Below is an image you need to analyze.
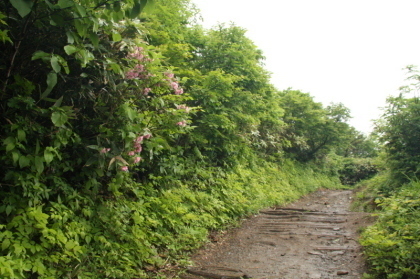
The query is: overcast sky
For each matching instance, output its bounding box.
[191,0,420,134]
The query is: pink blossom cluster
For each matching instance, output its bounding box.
[128,46,145,61]
[165,72,184,95]
[143,87,152,95]
[176,120,187,127]
[100,148,111,154]
[176,104,191,113]
[121,133,152,172]
[125,64,145,80]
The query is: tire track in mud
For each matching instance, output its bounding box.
[182,190,374,279]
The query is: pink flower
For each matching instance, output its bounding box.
[133,156,142,164]
[165,72,174,79]
[121,166,129,172]
[143,88,151,95]
[170,82,179,90]
[128,151,135,156]
[134,144,142,153]
[128,47,145,61]
[174,88,184,95]
[176,104,190,112]
[135,136,144,143]
[143,134,152,139]
[125,70,139,79]
[176,120,187,127]
[100,148,111,154]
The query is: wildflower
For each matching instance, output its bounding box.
[128,46,145,61]
[176,120,187,127]
[174,88,184,95]
[165,72,175,79]
[135,136,144,143]
[170,82,179,90]
[134,144,142,153]
[143,134,152,139]
[100,148,111,154]
[143,88,151,95]
[133,157,142,164]
[121,166,129,172]
[128,151,135,156]
[176,104,190,112]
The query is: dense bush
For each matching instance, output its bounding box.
[339,158,379,185]
[360,182,420,279]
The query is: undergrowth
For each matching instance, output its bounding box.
[359,179,420,279]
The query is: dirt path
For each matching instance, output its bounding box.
[182,189,374,279]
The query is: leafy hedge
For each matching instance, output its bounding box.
[360,182,420,279]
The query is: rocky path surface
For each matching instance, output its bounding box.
[182,189,374,279]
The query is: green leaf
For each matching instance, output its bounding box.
[51,111,68,127]
[17,129,26,142]
[35,156,44,174]
[57,0,73,9]
[18,155,30,168]
[112,33,122,42]
[129,0,143,19]
[2,238,10,250]
[89,33,99,47]
[10,0,33,18]
[6,142,15,152]
[32,50,49,61]
[41,72,57,99]
[5,205,13,216]
[12,151,19,163]
[53,96,64,107]
[64,45,78,55]
[66,31,75,44]
[44,148,54,164]
[50,56,61,73]
[74,3,86,16]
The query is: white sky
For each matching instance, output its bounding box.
[191,0,420,134]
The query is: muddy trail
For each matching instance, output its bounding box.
[181,189,374,279]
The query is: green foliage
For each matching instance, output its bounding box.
[279,90,353,162]
[339,157,379,185]
[360,181,420,278]
[0,0,356,277]
[375,66,420,188]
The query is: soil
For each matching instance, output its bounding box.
[180,189,375,279]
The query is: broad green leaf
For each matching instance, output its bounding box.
[53,96,64,107]
[51,111,68,127]
[5,205,13,216]
[50,56,61,73]
[12,151,19,163]
[41,72,57,99]
[17,129,26,142]
[58,0,73,9]
[89,33,99,47]
[18,155,30,168]
[6,142,15,152]
[74,19,87,37]
[10,0,33,18]
[1,238,10,250]
[66,31,75,44]
[74,3,86,16]
[44,148,54,164]
[64,45,77,55]
[112,33,122,42]
[32,50,49,61]
[129,0,143,19]
[35,156,44,174]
